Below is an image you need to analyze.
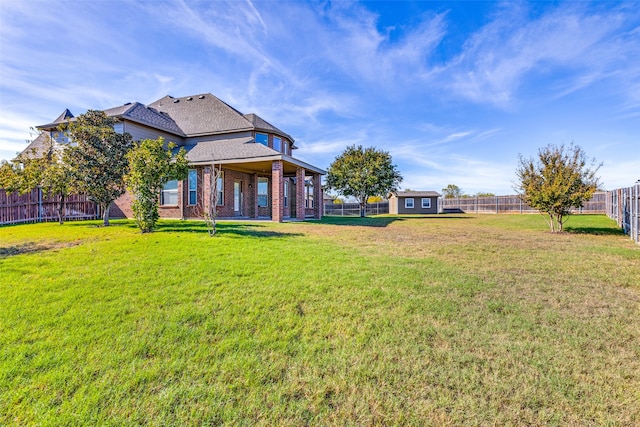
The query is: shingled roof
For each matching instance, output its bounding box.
[19,132,56,159]
[147,94,253,137]
[182,136,279,163]
[104,102,185,136]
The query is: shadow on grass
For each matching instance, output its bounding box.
[564,226,625,236]
[318,214,472,227]
[155,221,304,238]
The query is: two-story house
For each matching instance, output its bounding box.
[32,93,325,222]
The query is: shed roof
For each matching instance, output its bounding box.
[392,191,441,198]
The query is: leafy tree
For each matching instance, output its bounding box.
[367,195,383,203]
[0,134,74,224]
[515,143,601,232]
[0,160,22,193]
[125,138,189,233]
[442,184,463,199]
[64,110,133,226]
[326,145,402,217]
[475,192,495,198]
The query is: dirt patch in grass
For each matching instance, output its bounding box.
[0,241,81,259]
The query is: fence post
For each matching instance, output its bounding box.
[496,196,498,214]
[38,187,43,222]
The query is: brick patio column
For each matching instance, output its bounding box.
[272,160,284,222]
[296,167,306,220]
[313,173,322,219]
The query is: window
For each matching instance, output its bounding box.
[188,169,197,205]
[305,179,314,208]
[405,198,414,209]
[258,177,268,207]
[161,180,178,205]
[273,136,282,152]
[421,198,431,209]
[283,141,290,155]
[256,133,268,146]
[284,180,289,207]
[216,171,224,206]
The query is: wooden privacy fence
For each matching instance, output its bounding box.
[0,188,98,225]
[441,192,607,214]
[606,183,640,244]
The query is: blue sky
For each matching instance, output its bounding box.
[1,0,638,195]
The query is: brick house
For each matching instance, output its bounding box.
[388,191,441,214]
[34,93,325,222]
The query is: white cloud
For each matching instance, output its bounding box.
[442,3,637,107]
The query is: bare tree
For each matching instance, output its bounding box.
[204,161,223,236]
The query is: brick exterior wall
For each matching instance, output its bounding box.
[296,167,306,220]
[111,190,134,219]
[110,165,321,221]
[271,160,284,222]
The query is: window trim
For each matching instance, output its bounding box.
[161,180,179,206]
[255,132,268,146]
[257,177,269,207]
[284,179,289,207]
[421,198,431,209]
[216,171,224,206]
[188,169,197,206]
[405,198,414,209]
[273,136,282,152]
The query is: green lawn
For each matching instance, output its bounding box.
[1,215,639,426]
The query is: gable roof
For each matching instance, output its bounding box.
[104,102,185,136]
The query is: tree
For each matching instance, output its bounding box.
[125,138,189,233]
[64,110,133,226]
[325,145,402,217]
[0,160,22,193]
[203,162,224,236]
[0,134,74,224]
[515,143,601,232]
[475,192,495,198]
[442,184,463,199]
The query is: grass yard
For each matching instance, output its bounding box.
[1,214,639,426]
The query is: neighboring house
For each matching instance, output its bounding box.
[388,191,441,214]
[33,93,325,221]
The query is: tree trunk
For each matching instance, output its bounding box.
[102,202,111,226]
[57,194,66,225]
[360,201,366,217]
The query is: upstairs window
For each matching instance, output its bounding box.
[421,198,431,209]
[161,180,178,206]
[188,169,197,205]
[258,177,268,207]
[256,133,268,146]
[273,136,282,152]
[405,198,414,209]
